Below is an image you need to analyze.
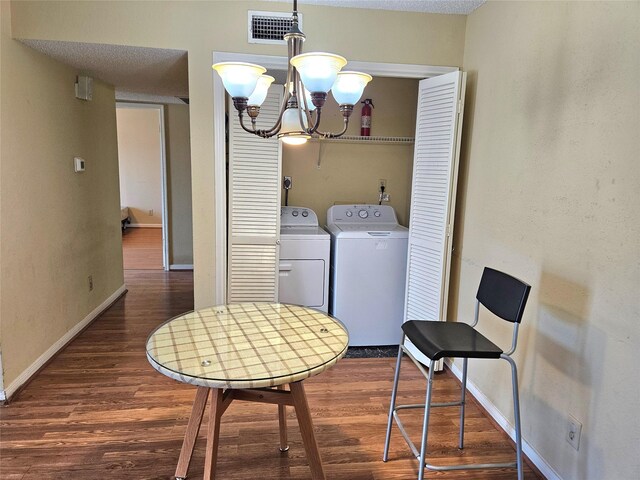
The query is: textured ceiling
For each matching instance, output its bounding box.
[265,0,486,15]
[20,40,189,97]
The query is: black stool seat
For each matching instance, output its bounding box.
[402,320,503,361]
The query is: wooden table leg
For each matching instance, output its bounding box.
[204,388,224,480]
[290,381,326,480]
[277,384,289,452]
[175,386,209,480]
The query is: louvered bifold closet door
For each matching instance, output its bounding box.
[404,71,466,368]
[228,87,283,303]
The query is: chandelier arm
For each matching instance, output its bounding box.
[253,98,287,136]
[296,77,315,129]
[237,112,259,135]
[247,82,288,137]
[238,109,284,138]
[316,116,350,138]
[307,107,323,135]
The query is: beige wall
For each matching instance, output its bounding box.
[283,76,418,227]
[116,106,163,226]
[451,1,640,479]
[165,103,193,266]
[9,0,467,308]
[0,2,123,388]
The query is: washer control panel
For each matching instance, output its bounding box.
[281,206,319,227]
[327,204,399,224]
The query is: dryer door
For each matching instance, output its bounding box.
[278,259,326,308]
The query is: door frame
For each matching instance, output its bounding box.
[212,51,458,303]
[116,102,170,271]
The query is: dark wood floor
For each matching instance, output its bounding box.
[122,227,163,270]
[0,271,542,480]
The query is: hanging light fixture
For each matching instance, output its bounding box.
[212,0,372,145]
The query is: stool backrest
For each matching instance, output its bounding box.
[476,267,531,323]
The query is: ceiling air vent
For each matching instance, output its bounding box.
[248,10,302,45]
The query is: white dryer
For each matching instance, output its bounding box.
[326,205,408,346]
[279,206,330,313]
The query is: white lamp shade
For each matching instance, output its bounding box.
[212,62,266,98]
[303,87,317,111]
[247,75,275,107]
[331,71,372,106]
[290,52,347,93]
[281,135,309,145]
[279,107,310,145]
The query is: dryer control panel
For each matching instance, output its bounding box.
[327,204,398,224]
[281,206,319,227]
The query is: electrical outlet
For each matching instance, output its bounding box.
[148,209,154,216]
[283,176,292,190]
[566,415,582,450]
[88,275,94,292]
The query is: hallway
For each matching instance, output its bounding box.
[122,227,163,270]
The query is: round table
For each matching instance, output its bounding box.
[146,303,349,480]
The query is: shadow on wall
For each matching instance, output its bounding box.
[447,70,478,321]
[522,270,605,479]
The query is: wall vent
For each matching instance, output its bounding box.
[248,10,302,45]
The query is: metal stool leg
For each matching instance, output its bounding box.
[383,337,405,461]
[459,358,468,449]
[417,360,436,480]
[502,354,523,480]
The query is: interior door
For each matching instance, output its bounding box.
[404,70,466,369]
[227,87,283,302]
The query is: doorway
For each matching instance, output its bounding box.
[116,103,169,270]
[212,52,458,303]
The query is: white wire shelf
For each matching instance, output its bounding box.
[310,135,414,145]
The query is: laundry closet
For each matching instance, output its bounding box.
[225,68,465,360]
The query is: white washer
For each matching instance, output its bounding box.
[279,206,330,313]
[326,204,408,346]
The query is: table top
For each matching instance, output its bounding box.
[146,303,349,389]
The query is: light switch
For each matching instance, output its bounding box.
[74,157,85,172]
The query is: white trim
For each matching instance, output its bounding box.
[212,51,459,306]
[128,223,162,228]
[116,102,170,271]
[445,359,562,480]
[1,285,126,401]
[158,105,169,272]
[170,264,194,270]
[115,91,187,105]
[213,62,227,304]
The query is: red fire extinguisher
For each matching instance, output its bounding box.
[361,99,374,136]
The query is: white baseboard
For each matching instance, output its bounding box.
[128,224,162,228]
[169,264,193,270]
[1,284,127,401]
[446,359,562,480]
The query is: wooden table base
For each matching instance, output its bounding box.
[175,381,325,480]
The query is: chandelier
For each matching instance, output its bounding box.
[212,0,372,145]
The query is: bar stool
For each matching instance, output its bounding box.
[383,267,531,480]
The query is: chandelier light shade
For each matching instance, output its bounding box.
[289,52,347,94]
[212,62,266,98]
[212,0,371,144]
[280,109,311,145]
[247,75,275,107]
[332,71,373,106]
